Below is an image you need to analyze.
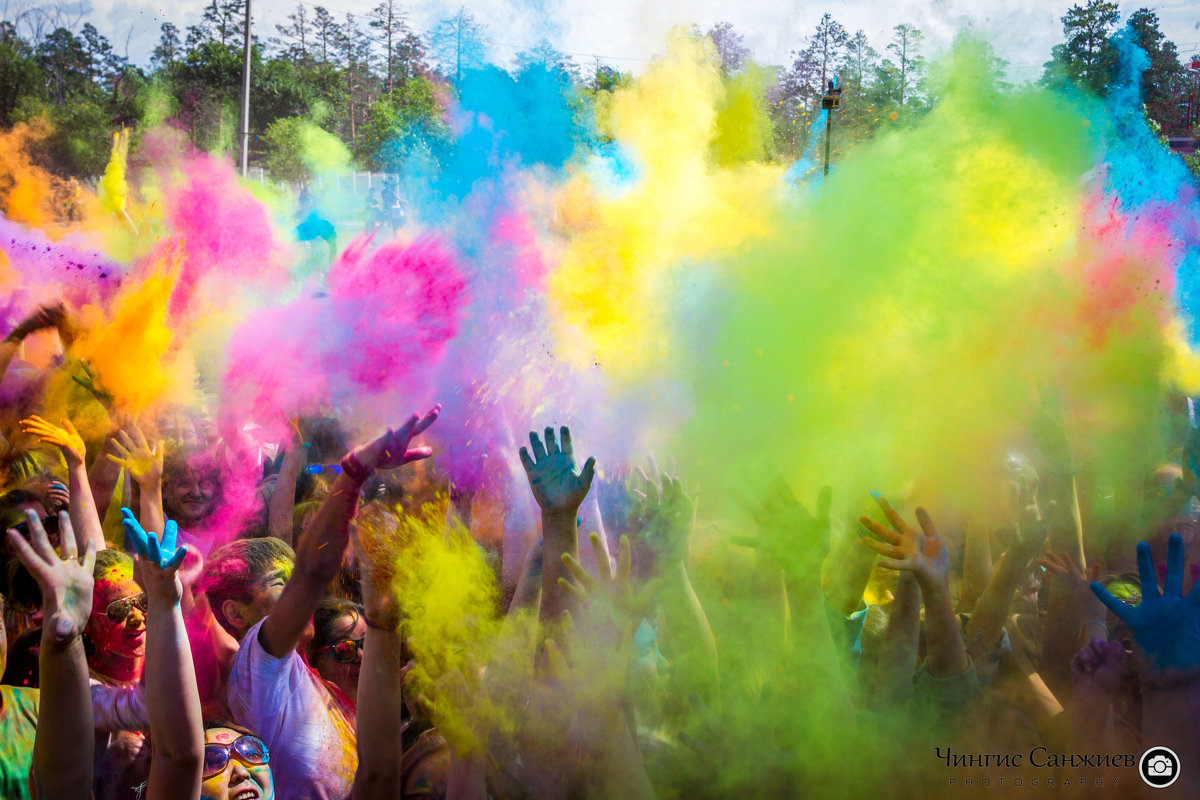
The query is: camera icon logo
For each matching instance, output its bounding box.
[1140,747,1181,788]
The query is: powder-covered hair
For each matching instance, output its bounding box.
[306,596,364,664]
[198,537,295,634]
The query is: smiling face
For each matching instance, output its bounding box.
[201,727,274,800]
[164,466,218,526]
[313,614,366,705]
[86,561,146,663]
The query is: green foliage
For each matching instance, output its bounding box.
[262,116,309,182]
[355,76,449,171]
[0,32,43,125]
[1041,0,1120,95]
[15,97,112,177]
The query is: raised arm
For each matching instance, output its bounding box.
[20,415,106,554]
[107,426,166,538]
[259,407,439,658]
[1,303,70,382]
[266,429,306,545]
[1029,386,1085,569]
[1091,533,1200,795]
[963,512,1046,658]
[861,496,969,678]
[6,511,96,800]
[518,426,596,625]
[122,511,203,800]
[349,500,409,800]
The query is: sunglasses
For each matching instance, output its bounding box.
[13,514,60,539]
[105,592,148,624]
[304,463,343,475]
[202,735,270,778]
[318,637,364,664]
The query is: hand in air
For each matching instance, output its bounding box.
[1090,533,1200,679]
[21,415,86,467]
[519,426,596,516]
[6,511,95,643]
[859,494,950,593]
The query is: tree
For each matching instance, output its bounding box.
[885,23,924,107]
[0,22,43,124]
[369,0,411,92]
[356,75,450,171]
[1125,8,1184,131]
[706,21,750,74]
[1041,1,1119,95]
[312,6,338,66]
[428,6,488,84]
[810,13,848,91]
[35,27,91,104]
[151,22,181,70]
[514,39,577,82]
[202,0,246,48]
[837,29,879,144]
[275,6,311,65]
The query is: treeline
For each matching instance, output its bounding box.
[0,0,1194,182]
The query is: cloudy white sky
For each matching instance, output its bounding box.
[23,0,1200,78]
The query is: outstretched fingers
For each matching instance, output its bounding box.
[1137,541,1160,601]
[1165,533,1185,597]
[1090,581,1134,625]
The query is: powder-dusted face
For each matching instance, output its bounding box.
[164,466,219,526]
[314,614,366,705]
[403,746,450,800]
[201,727,274,800]
[86,562,145,661]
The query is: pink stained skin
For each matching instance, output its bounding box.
[86,562,146,684]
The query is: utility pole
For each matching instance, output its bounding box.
[239,0,253,177]
[821,78,842,178]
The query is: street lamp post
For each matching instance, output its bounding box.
[239,0,253,178]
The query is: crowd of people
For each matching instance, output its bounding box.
[1,300,1199,800]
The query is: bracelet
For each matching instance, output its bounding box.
[340,451,373,481]
[364,615,400,631]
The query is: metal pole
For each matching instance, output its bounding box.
[239,0,253,177]
[823,109,832,178]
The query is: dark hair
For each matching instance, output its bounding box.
[199,538,295,634]
[0,489,44,531]
[306,597,364,664]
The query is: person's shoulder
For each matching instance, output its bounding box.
[0,684,39,724]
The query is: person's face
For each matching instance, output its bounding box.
[86,562,146,661]
[228,562,292,636]
[165,467,217,525]
[201,727,274,800]
[314,614,365,704]
[403,747,450,800]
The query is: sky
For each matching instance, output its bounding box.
[16,0,1200,79]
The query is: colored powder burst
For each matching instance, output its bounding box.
[98,130,130,218]
[164,151,293,316]
[0,217,123,309]
[546,31,782,379]
[72,260,194,416]
[670,36,1192,527]
[0,119,60,228]
[357,504,508,755]
[220,235,467,436]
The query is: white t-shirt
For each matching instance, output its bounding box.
[226,618,358,800]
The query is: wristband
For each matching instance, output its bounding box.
[340,451,373,482]
[364,615,400,631]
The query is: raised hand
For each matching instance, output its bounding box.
[107,425,164,486]
[5,302,68,342]
[1090,533,1200,678]
[5,511,95,643]
[1070,638,1125,698]
[71,360,115,409]
[1038,551,1104,615]
[519,426,596,516]
[353,405,440,471]
[1028,381,1073,474]
[21,415,86,466]
[859,494,950,593]
[48,480,70,513]
[628,463,693,573]
[732,481,832,580]
[121,508,187,604]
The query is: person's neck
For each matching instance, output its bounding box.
[90,651,143,685]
